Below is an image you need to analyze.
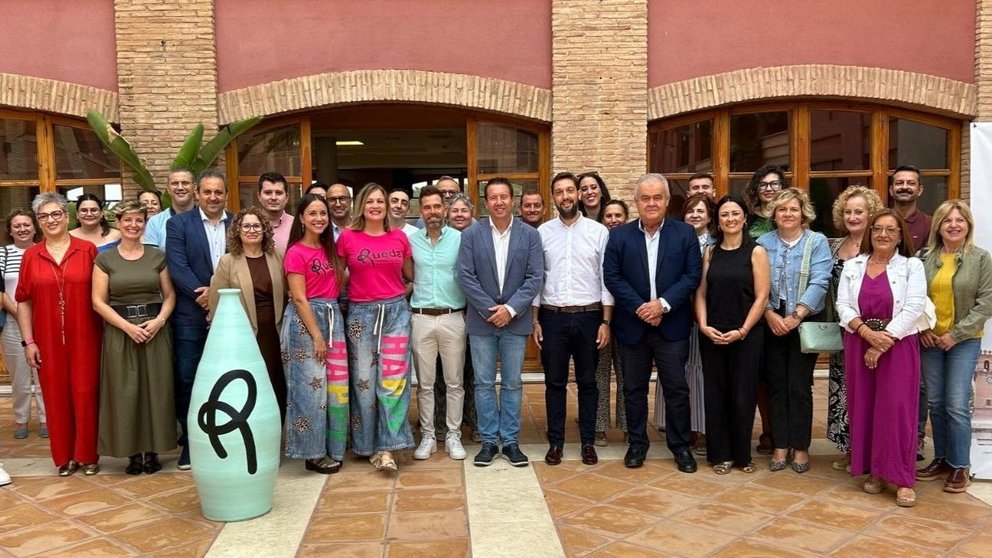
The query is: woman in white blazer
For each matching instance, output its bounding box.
[835,209,927,508]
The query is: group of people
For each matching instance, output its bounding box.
[0,163,987,511]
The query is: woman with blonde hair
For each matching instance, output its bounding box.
[916,200,992,494]
[827,185,883,472]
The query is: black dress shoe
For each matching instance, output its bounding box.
[545,445,563,466]
[501,443,529,467]
[674,450,698,473]
[581,444,598,465]
[624,446,647,468]
[474,442,500,467]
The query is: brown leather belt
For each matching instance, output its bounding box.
[411,307,465,316]
[864,318,891,331]
[541,303,603,314]
[112,303,163,320]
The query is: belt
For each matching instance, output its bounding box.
[411,307,465,316]
[541,303,603,314]
[112,303,163,320]
[864,318,891,331]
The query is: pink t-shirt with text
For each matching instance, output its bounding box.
[337,229,411,302]
[283,243,341,300]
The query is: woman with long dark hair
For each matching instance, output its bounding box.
[577,172,611,224]
[70,193,121,251]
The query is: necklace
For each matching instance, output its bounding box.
[48,259,67,344]
[868,257,890,265]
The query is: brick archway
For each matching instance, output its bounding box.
[648,65,977,120]
[217,70,553,124]
[0,72,118,120]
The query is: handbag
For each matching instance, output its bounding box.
[796,234,842,354]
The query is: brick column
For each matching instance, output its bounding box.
[114,0,219,193]
[551,0,648,198]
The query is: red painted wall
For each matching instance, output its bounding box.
[0,0,117,91]
[216,0,552,92]
[649,0,975,87]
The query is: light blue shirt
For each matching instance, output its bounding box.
[409,226,466,310]
[200,208,228,272]
[143,207,174,250]
[757,228,832,314]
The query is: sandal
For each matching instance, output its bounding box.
[143,452,162,475]
[832,453,851,471]
[713,461,733,475]
[379,451,397,471]
[126,454,144,476]
[863,476,883,494]
[896,487,917,507]
[306,457,342,474]
[739,462,756,474]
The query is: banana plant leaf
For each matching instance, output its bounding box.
[86,111,156,192]
[193,117,262,173]
[172,124,204,170]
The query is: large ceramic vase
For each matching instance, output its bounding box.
[188,288,281,522]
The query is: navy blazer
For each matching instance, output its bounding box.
[603,218,702,345]
[166,208,233,326]
[457,218,544,336]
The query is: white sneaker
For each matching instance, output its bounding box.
[0,465,11,487]
[446,433,467,460]
[414,434,437,460]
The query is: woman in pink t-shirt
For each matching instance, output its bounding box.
[338,183,415,471]
[282,194,348,474]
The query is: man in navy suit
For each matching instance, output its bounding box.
[457,177,544,467]
[604,173,702,471]
[166,169,232,470]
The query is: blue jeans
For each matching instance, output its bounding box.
[471,331,526,445]
[921,338,980,468]
[173,322,208,448]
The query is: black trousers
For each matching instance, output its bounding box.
[699,327,764,466]
[540,309,600,446]
[764,320,817,450]
[620,330,690,453]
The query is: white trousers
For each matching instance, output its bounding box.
[411,312,465,436]
[2,321,46,424]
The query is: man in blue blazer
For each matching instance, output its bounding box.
[603,173,702,471]
[166,169,233,470]
[457,178,544,467]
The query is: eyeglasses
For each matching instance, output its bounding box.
[77,207,102,215]
[440,190,459,197]
[871,226,901,236]
[36,210,66,222]
[758,180,783,191]
[327,196,351,205]
[240,223,263,232]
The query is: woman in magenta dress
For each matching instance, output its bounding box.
[835,209,927,507]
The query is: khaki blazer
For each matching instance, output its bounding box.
[208,251,285,335]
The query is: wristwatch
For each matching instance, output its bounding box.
[602,319,611,325]
[20,338,35,347]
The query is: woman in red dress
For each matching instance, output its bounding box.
[15,192,102,476]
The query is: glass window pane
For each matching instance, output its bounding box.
[810,111,870,171]
[807,177,873,237]
[650,120,713,174]
[889,118,949,169]
[59,183,124,205]
[239,182,303,215]
[0,118,39,181]
[0,186,41,233]
[729,178,749,201]
[53,124,121,180]
[238,124,302,177]
[477,179,537,217]
[730,111,791,172]
[477,123,538,174]
[916,175,948,217]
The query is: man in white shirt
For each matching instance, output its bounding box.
[388,188,420,236]
[256,171,294,253]
[519,187,546,228]
[533,172,613,466]
[144,167,197,249]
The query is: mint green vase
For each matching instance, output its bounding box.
[189,288,281,521]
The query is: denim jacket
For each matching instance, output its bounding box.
[757,228,831,315]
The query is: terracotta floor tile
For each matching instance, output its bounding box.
[386,511,468,540]
[113,517,217,554]
[298,542,385,557]
[709,538,814,557]
[831,535,943,558]
[553,473,636,501]
[559,504,656,537]
[712,484,805,514]
[305,513,386,542]
[750,517,850,555]
[556,524,612,556]
[954,532,992,557]
[323,469,397,493]
[0,502,56,533]
[533,461,588,485]
[317,489,391,514]
[0,487,27,508]
[110,473,195,499]
[7,476,93,501]
[386,538,470,557]
[588,460,673,485]
[624,519,735,556]
[752,469,838,495]
[674,502,775,536]
[892,498,992,528]
[145,487,202,515]
[872,515,973,551]
[789,500,881,531]
[46,538,137,557]
[147,537,216,557]
[42,488,131,516]
[0,519,93,557]
[74,502,167,534]
[543,488,594,518]
[820,480,906,513]
[647,474,729,498]
[393,468,463,490]
[586,541,669,557]
[391,487,464,512]
[606,486,700,517]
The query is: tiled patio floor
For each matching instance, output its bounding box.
[2,378,990,557]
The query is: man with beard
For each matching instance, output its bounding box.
[144,167,197,249]
[256,171,294,253]
[409,186,468,460]
[532,172,613,466]
[520,187,545,228]
[889,165,932,253]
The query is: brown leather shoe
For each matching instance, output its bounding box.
[581,444,598,465]
[916,458,951,481]
[544,445,563,466]
[944,467,971,493]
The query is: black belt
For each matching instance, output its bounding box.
[541,303,603,314]
[411,307,465,316]
[112,303,163,320]
[864,318,890,331]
